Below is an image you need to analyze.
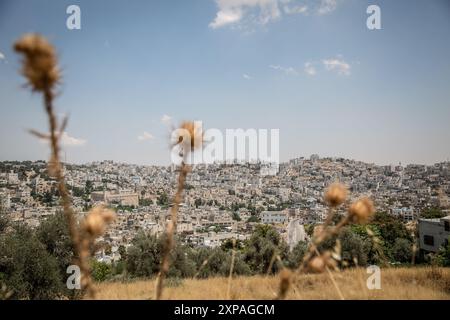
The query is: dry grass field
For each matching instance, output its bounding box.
[94,267,450,300]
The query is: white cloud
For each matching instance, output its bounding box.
[269,64,299,76]
[304,62,316,76]
[210,8,243,29]
[0,51,5,60]
[209,0,282,29]
[60,132,87,146]
[137,131,154,141]
[243,73,252,79]
[322,58,351,75]
[283,2,308,15]
[209,0,338,29]
[161,114,172,125]
[318,0,337,15]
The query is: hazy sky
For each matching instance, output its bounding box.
[0,0,449,166]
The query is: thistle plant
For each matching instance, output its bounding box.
[278,182,375,299]
[14,33,81,269]
[155,121,203,300]
[14,34,116,299]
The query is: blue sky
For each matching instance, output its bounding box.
[0,0,449,166]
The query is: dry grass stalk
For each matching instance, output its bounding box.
[266,251,278,276]
[226,239,237,299]
[276,268,292,300]
[155,121,202,300]
[155,162,190,299]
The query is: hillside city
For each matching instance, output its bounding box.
[1,156,449,263]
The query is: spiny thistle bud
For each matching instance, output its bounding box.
[177,121,203,152]
[308,256,326,273]
[348,197,375,224]
[14,34,60,92]
[324,183,348,207]
[83,206,116,237]
[308,251,338,273]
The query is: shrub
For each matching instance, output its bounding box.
[392,238,413,263]
[286,241,308,269]
[191,247,250,278]
[91,260,112,282]
[436,237,450,267]
[319,227,368,266]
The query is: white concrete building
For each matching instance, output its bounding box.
[261,211,288,224]
[418,216,450,252]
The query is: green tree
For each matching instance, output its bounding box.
[0,224,63,299]
[36,212,74,283]
[85,180,94,195]
[243,225,288,274]
[421,208,444,219]
[125,232,195,278]
[392,238,413,263]
[371,212,412,259]
[125,232,160,277]
[0,207,8,234]
[351,224,386,265]
[139,198,153,206]
[157,192,169,207]
[246,215,259,223]
[194,198,203,208]
[118,245,127,261]
[221,239,245,252]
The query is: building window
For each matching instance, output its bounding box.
[445,221,450,232]
[424,235,434,246]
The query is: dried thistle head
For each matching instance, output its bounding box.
[307,251,337,273]
[14,34,60,92]
[348,197,375,224]
[175,121,203,153]
[308,256,326,273]
[82,206,116,237]
[324,183,348,207]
